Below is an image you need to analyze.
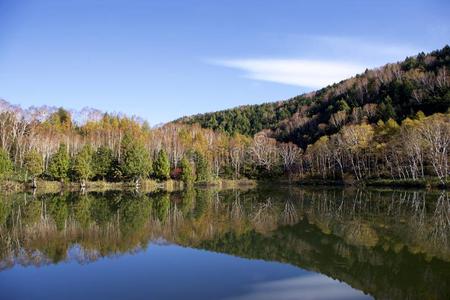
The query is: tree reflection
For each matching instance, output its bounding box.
[0,187,449,299]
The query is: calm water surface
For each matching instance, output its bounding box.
[0,187,449,300]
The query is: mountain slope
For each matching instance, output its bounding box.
[176,46,450,148]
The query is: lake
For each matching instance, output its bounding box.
[0,186,449,300]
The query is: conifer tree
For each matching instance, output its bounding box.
[180,156,194,184]
[93,146,113,180]
[48,144,70,181]
[73,144,94,181]
[24,149,44,179]
[153,149,170,180]
[120,134,152,180]
[194,151,210,182]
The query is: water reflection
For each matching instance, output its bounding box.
[231,274,370,300]
[0,187,449,299]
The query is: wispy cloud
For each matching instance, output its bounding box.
[208,36,421,89]
[210,58,366,89]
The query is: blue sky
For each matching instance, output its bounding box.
[0,0,449,124]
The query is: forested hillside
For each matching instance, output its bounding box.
[177,46,450,148]
[0,47,449,187]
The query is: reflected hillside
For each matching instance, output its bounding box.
[0,188,449,299]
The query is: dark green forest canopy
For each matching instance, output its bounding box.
[175,46,450,148]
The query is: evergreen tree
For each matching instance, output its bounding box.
[194,151,210,182]
[0,148,13,180]
[92,146,113,180]
[180,156,194,184]
[24,149,43,179]
[207,116,218,129]
[379,96,396,120]
[337,99,351,112]
[48,144,70,181]
[72,144,94,181]
[120,134,152,180]
[153,149,170,180]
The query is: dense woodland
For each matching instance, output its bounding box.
[0,46,449,186]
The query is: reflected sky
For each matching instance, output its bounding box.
[0,243,370,300]
[231,274,370,300]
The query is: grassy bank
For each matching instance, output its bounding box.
[0,179,180,194]
[0,178,257,194]
[2,176,446,194]
[195,178,257,188]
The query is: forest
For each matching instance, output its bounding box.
[0,46,449,188]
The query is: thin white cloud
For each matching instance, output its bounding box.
[210,58,366,89]
[208,36,422,89]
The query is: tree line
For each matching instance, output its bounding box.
[0,98,448,186]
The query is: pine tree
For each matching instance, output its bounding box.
[180,156,194,184]
[92,146,113,180]
[194,151,210,182]
[153,149,170,180]
[24,149,44,179]
[120,134,152,180]
[72,144,94,181]
[379,96,396,120]
[48,144,70,181]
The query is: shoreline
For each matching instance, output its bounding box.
[277,177,449,190]
[0,178,257,194]
[0,177,448,194]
